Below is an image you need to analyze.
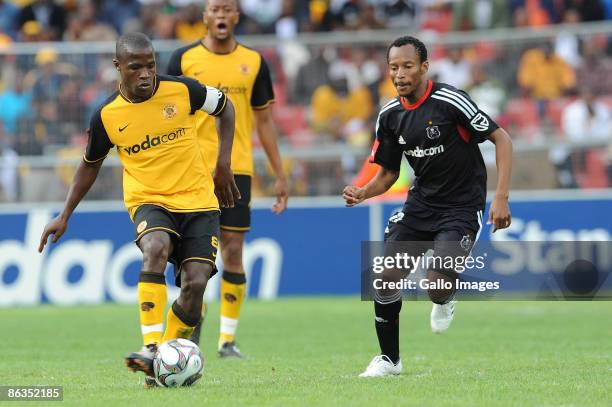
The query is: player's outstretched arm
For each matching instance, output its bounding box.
[487,128,513,232]
[343,167,399,207]
[38,159,103,252]
[253,108,288,214]
[212,97,241,208]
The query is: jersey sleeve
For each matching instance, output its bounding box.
[250,56,275,109]
[180,76,228,116]
[432,87,499,143]
[84,108,113,163]
[166,48,183,76]
[370,111,402,172]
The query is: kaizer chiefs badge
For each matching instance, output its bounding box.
[240,64,250,75]
[163,104,177,119]
[137,220,147,234]
[426,125,441,140]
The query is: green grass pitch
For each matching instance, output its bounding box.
[0,298,610,407]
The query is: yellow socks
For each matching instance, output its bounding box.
[162,301,200,342]
[219,270,246,348]
[137,272,167,346]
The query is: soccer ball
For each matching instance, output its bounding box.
[153,338,204,387]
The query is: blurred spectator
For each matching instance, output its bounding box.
[17,0,67,41]
[152,13,177,40]
[452,0,510,31]
[100,0,141,34]
[57,78,81,135]
[561,0,605,22]
[551,88,611,188]
[430,47,471,90]
[466,65,506,120]
[23,48,77,150]
[576,37,612,96]
[64,0,117,41]
[554,8,582,68]
[175,3,205,41]
[0,126,18,201]
[517,43,576,116]
[291,47,331,103]
[276,0,299,39]
[561,89,610,142]
[333,0,364,30]
[82,65,118,128]
[356,5,385,30]
[308,0,334,31]
[241,0,283,33]
[0,70,32,136]
[383,0,419,29]
[310,63,373,144]
[0,0,18,39]
[20,20,44,41]
[378,70,397,106]
[510,0,557,27]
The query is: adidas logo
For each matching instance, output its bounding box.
[398,135,406,144]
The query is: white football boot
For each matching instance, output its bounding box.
[430,300,456,334]
[359,355,402,378]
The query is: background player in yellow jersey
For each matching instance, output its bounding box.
[38,32,240,383]
[168,0,288,358]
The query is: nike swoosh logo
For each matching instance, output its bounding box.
[119,124,130,132]
[193,71,204,76]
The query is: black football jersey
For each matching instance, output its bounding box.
[371,80,499,211]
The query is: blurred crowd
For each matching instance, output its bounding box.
[0,0,611,201]
[0,0,611,42]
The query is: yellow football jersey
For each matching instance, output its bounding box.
[84,74,227,219]
[167,42,275,176]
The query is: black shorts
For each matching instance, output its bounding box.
[133,204,220,286]
[384,202,484,267]
[220,174,251,232]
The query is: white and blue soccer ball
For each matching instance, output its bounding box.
[153,338,204,387]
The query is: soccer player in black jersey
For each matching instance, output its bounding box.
[343,36,512,377]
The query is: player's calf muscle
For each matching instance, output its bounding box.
[179,263,212,316]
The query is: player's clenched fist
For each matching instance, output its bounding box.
[343,186,366,207]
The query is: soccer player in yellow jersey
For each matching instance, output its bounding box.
[167,0,288,358]
[38,32,240,382]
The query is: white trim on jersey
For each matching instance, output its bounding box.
[431,94,474,120]
[438,88,477,115]
[202,85,223,114]
[375,101,400,134]
[474,210,483,243]
[381,98,398,110]
[379,100,400,115]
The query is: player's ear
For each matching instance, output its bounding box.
[420,60,429,76]
[113,58,120,71]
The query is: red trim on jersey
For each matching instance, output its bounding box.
[400,80,433,110]
[369,139,380,163]
[457,124,471,143]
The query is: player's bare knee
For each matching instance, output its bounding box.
[142,238,170,265]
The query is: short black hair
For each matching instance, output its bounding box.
[386,36,428,63]
[116,32,153,58]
